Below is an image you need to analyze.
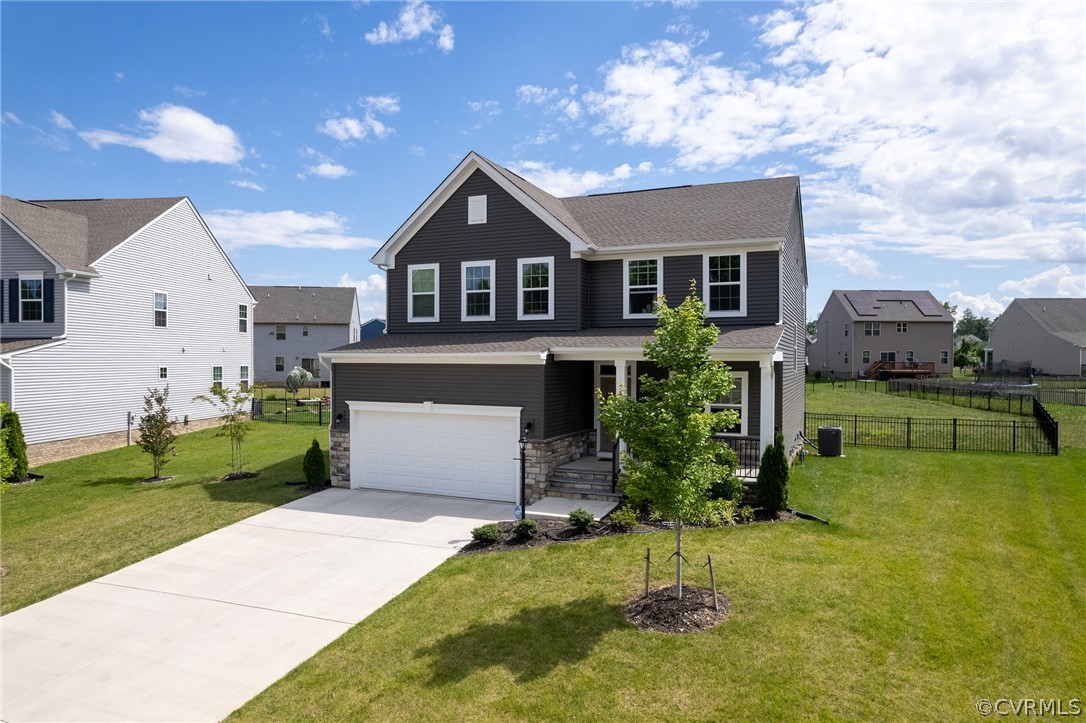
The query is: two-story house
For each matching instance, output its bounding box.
[988,298,1086,377]
[248,285,363,386]
[1,195,254,463]
[808,290,954,379]
[322,152,807,507]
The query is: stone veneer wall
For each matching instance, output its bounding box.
[26,416,229,467]
[523,430,591,503]
[329,428,351,487]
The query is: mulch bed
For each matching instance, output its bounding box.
[6,473,44,486]
[139,475,176,484]
[220,471,261,482]
[625,584,730,633]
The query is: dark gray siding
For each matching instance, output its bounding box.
[580,261,591,330]
[387,170,583,333]
[543,360,593,438]
[588,259,624,327]
[777,191,807,448]
[332,362,545,438]
[746,251,780,325]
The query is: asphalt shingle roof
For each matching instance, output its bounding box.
[835,290,953,322]
[249,285,359,325]
[1014,298,1086,346]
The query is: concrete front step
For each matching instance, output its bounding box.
[525,496,619,521]
[545,489,625,503]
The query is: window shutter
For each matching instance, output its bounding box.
[43,279,55,323]
[8,279,17,323]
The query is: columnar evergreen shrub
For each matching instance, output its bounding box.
[0,403,29,484]
[756,430,789,512]
[303,439,326,486]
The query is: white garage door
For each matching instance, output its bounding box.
[348,401,520,502]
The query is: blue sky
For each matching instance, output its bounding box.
[3,1,1083,323]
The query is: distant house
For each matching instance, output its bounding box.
[359,318,386,341]
[988,298,1086,377]
[954,334,983,348]
[809,290,954,379]
[1,195,254,460]
[248,285,361,386]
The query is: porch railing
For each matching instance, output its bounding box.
[717,435,762,478]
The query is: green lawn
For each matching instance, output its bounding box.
[806,378,1026,420]
[0,423,326,614]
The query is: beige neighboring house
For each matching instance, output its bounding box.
[809,290,954,379]
[988,298,1086,377]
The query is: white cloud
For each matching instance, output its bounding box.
[230,180,265,192]
[113,72,124,82]
[308,162,353,179]
[173,85,205,98]
[3,112,24,126]
[79,104,244,164]
[318,96,399,142]
[316,13,333,40]
[203,209,381,251]
[508,159,653,197]
[467,100,501,117]
[338,272,387,317]
[50,111,74,130]
[364,1,454,53]
[997,264,1086,298]
[362,95,400,114]
[517,85,559,105]
[409,144,426,157]
[808,243,884,278]
[5,111,69,150]
[947,291,1011,318]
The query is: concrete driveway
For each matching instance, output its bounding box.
[0,489,509,722]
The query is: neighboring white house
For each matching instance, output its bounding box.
[1,195,254,454]
[248,285,361,386]
[988,298,1086,377]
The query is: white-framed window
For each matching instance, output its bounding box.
[905,350,915,362]
[159,367,168,380]
[238,305,248,333]
[212,366,223,391]
[240,365,249,392]
[941,350,949,364]
[275,356,285,372]
[19,273,44,322]
[864,322,881,337]
[624,257,662,319]
[302,325,309,337]
[461,260,495,322]
[844,323,849,337]
[703,253,745,316]
[897,322,908,333]
[709,371,748,437]
[862,350,871,364]
[301,357,320,378]
[275,324,286,340]
[518,256,554,320]
[468,195,487,225]
[408,263,440,322]
[154,291,168,328]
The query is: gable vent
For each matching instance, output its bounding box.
[468,195,487,225]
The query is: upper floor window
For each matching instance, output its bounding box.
[709,372,747,436]
[302,325,309,337]
[408,263,439,322]
[625,258,661,318]
[20,275,43,322]
[864,322,881,337]
[897,322,908,333]
[238,305,248,333]
[275,324,286,340]
[844,323,849,337]
[462,260,495,322]
[154,292,168,328]
[212,366,223,391]
[518,257,554,320]
[704,253,745,316]
[468,195,487,225]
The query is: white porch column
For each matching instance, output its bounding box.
[760,357,775,453]
[615,358,629,457]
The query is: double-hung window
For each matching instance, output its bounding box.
[704,253,745,316]
[905,350,915,362]
[864,322,881,337]
[302,357,320,378]
[240,365,249,391]
[862,350,871,364]
[302,325,309,337]
[897,322,908,333]
[461,260,495,322]
[275,356,285,372]
[154,292,168,328]
[212,366,223,391]
[941,350,950,365]
[19,275,44,322]
[238,305,248,333]
[275,324,286,340]
[518,257,553,320]
[624,258,661,318]
[408,263,439,322]
[709,372,747,436]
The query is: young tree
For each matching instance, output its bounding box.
[954,337,983,372]
[756,430,789,513]
[597,287,739,600]
[193,385,253,477]
[0,402,29,485]
[138,387,177,479]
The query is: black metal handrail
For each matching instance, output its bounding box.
[611,439,620,493]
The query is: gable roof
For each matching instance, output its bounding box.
[1011,298,1086,346]
[248,285,359,325]
[371,151,802,267]
[2,195,184,274]
[832,290,954,322]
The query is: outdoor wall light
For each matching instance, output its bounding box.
[522,420,534,437]
[334,413,343,427]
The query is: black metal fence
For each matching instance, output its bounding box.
[717,435,762,477]
[251,397,329,425]
[888,379,1086,409]
[805,412,1057,455]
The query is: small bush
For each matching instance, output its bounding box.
[608,505,639,531]
[703,499,737,527]
[1,403,29,484]
[303,439,326,486]
[511,518,539,541]
[471,523,501,544]
[137,387,176,479]
[756,430,790,513]
[568,507,595,532]
[738,505,755,524]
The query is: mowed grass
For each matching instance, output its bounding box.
[0,423,326,614]
[806,378,1027,420]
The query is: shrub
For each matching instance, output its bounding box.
[756,430,790,512]
[511,518,539,541]
[568,507,595,533]
[738,505,755,524]
[608,505,639,531]
[471,523,501,544]
[303,439,326,486]
[708,444,743,502]
[1,403,29,484]
[137,387,177,479]
[702,499,737,527]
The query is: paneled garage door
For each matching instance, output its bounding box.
[348,401,520,502]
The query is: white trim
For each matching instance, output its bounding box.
[623,256,662,320]
[159,366,169,380]
[702,251,747,318]
[322,351,547,366]
[760,360,775,453]
[153,290,168,329]
[238,303,248,334]
[460,260,496,322]
[16,272,45,323]
[467,195,487,225]
[347,400,522,420]
[517,256,554,321]
[862,350,871,365]
[710,370,748,437]
[583,238,782,259]
[552,348,777,363]
[0,338,68,359]
[407,263,440,323]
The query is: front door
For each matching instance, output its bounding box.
[880,352,897,363]
[595,363,634,459]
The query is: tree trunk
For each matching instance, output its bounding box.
[676,519,683,600]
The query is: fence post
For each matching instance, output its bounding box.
[907,417,912,449]
[1012,420,1016,452]
[853,415,858,446]
[953,418,957,451]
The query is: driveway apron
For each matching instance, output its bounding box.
[0,489,509,722]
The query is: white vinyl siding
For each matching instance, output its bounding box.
[703,253,746,317]
[461,260,495,322]
[624,257,661,319]
[253,322,351,384]
[408,263,440,322]
[517,256,554,320]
